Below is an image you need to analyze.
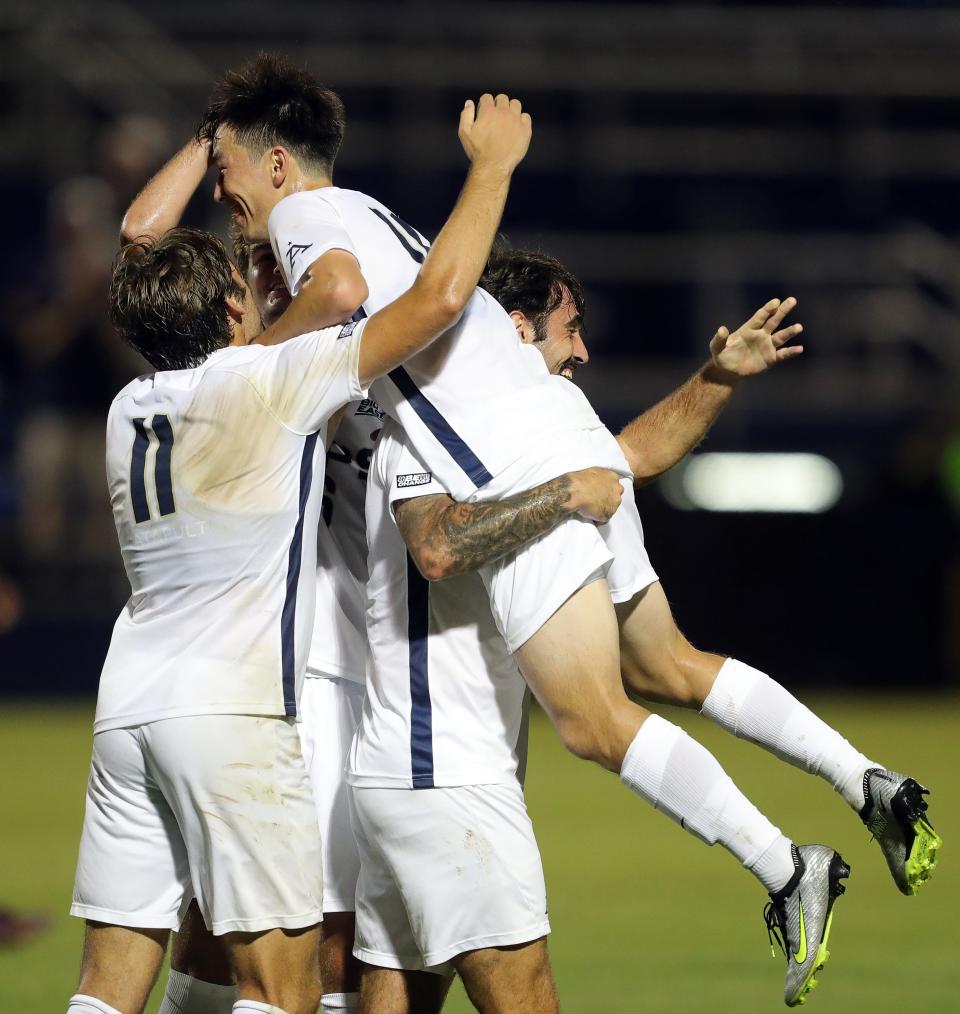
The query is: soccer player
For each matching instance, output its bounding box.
[480,247,940,890]
[348,433,626,1013]
[65,94,532,1014]
[120,149,385,1014]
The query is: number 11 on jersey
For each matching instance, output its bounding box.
[131,415,176,523]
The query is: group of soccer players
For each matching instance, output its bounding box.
[65,54,941,1014]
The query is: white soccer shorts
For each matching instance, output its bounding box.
[298,674,364,913]
[350,780,550,973]
[71,714,324,935]
[479,484,658,653]
[470,426,657,651]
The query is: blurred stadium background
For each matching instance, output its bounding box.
[0,0,956,1010]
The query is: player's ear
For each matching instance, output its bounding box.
[270,147,288,189]
[509,310,535,345]
[225,291,246,326]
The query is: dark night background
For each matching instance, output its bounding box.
[1,0,958,696]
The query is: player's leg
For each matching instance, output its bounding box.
[69,923,168,1014]
[68,727,194,1014]
[158,901,235,1014]
[141,714,325,1014]
[298,676,365,1012]
[224,926,323,1014]
[321,913,361,1013]
[454,938,557,1014]
[617,581,940,892]
[358,967,453,1014]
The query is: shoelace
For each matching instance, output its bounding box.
[763,901,787,959]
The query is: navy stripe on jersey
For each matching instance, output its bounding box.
[387,368,494,488]
[130,418,150,523]
[406,553,434,788]
[388,212,430,255]
[352,271,492,489]
[280,431,320,716]
[152,415,176,517]
[370,207,425,264]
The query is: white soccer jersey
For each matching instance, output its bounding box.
[347,423,527,789]
[307,400,383,683]
[268,188,627,502]
[94,323,367,733]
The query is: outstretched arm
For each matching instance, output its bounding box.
[120,138,210,245]
[617,297,804,484]
[395,467,624,581]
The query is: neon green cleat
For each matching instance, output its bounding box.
[764,844,850,1007]
[860,769,941,895]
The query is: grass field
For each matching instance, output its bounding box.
[0,696,954,1013]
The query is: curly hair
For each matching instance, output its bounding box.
[199,52,345,175]
[110,228,244,371]
[480,242,585,329]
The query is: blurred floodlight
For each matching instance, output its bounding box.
[662,453,843,513]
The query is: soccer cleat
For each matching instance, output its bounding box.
[763,844,850,1007]
[859,768,941,895]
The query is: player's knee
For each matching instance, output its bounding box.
[552,712,621,771]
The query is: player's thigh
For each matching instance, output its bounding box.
[516,576,645,765]
[171,899,232,985]
[224,925,322,1014]
[76,921,169,1014]
[616,582,724,707]
[455,937,558,1014]
[359,966,454,1014]
[71,727,193,933]
[141,715,324,937]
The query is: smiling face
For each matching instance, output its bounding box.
[210,127,282,243]
[514,286,589,380]
[245,243,290,326]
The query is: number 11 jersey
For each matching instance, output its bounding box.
[93,324,367,734]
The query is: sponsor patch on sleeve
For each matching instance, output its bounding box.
[396,471,432,489]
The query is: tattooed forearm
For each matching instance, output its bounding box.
[397,474,574,580]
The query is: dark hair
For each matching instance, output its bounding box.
[480,243,585,329]
[109,228,244,371]
[199,52,345,175]
[232,227,251,277]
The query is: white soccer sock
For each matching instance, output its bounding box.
[67,997,122,1014]
[233,1002,290,1014]
[620,713,797,893]
[322,993,359,1012]
[158,970,235,1014]
[701,658,879,810]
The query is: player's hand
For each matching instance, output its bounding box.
[459,93,532,175]
[563,467,624,524]
[708,297,804,379]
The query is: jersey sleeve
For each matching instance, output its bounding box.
[268,191,359,296]
[384,426,451,509]
[247,320,369,434]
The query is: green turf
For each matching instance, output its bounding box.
[0,697,954,1012]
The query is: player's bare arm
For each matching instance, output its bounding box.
[395,466,622,581]
[356,94,532,386]
[255,248,368,345]
[120,138,211,245]
[617,296,804,484]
